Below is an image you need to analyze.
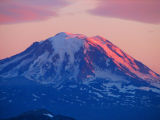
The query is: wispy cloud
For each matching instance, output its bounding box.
[0,0,69,24]
[88,0,160,24]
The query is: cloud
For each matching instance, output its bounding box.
[0,0,69,24]
[89,0,160,24]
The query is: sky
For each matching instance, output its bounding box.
[0,0,160,74]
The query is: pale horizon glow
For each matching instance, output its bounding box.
[0,0,160,74]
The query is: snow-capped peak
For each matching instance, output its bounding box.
[55,32,71,37]
[54,32,87,39]
[0,32,159,86]
[47,32,86,63]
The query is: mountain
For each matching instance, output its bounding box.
[0,32,160,120]
[2,109,75,120]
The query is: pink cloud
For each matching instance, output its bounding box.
[0,0,69,24]
[89,0,160,24]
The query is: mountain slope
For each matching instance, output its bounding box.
[0,32,159,84]
[0,32,160,120]
[2,109,75,120]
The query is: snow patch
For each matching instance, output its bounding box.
[43,113,54,118]
[69,85,77,88]
[8,100,12,103]
[95,68,127,82]
[93,92,103,98]
[32,94,40,98]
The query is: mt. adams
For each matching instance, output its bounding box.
[0,32,159,83]
[0,32,160,120]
